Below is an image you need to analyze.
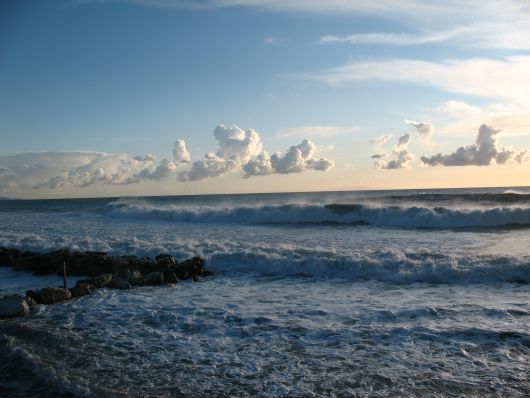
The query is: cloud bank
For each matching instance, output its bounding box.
[421,124,528,166]
[0,151,179,191]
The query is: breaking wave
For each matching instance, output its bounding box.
[104,200,530,229]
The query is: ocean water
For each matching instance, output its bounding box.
[1,187,529,397]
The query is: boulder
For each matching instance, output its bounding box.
[136,257,157,275]
[156,254,177,268]
[37,287,72,304]
[70,282,95,298]
[10,249,70,276]
[26,290,44,304]
[145,272,164,286]
[174,257,205,280]
[69,253,113,276]
[0,295,30,318]
[25,295,38,307]
[110,257,131,277]
[128,270,145,286]
[0,248,20,267]
[162,269,179,284]
[78,273,113,289]
[110,275,132,290]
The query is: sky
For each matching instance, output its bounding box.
[1,0,530,199]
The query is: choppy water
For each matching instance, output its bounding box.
[1,187,530,397]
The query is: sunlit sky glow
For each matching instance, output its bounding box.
[1,0,530,198]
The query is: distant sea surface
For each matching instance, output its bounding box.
[1,187,530,397]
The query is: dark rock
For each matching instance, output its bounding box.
[128,270,145,286]
[136,257,157,275]
[0,295,30,318]
[25,296,38,307]
[156,254,177,270]
[163,269,179,284]
[78,273,113,289]
[174,257,205,280]
[0,248,20,267]
[201,270,214,277]
[156,257,176,270]
[70,282,95,298]
[192,275,200,282]
[83,251,108,256]
[156,253,176,262]
[110,257,131,277]
[0,247,21,257]
[69,253,113,276]
[38,287,72,304]
[110,275,132,290]
[145,272,164,286]
[10,249,70,276]
[26,290,44,304]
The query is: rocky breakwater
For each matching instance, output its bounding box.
[0,247,213,318]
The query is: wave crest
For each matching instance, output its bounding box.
[104,200,530,229]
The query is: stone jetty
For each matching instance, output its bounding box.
[0,247,213,318]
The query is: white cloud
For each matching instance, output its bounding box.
[421,124,528,166]
[180,126,334,181]
[179,125,263,181]
[397,133,411,149]
[318,31,461,46]
[91,1,530,50]
[436,100,530,138]
[369,134,392,147]
[243,138,334,177]
[376,149,414,170]
[264,37,283,45]
[0,151,179,191]
[179,124,262,181]
[276,125,358,139]
[405,120,434,137]
[173,139,191,163]
[295,56,530,106]
[373,133,414,170]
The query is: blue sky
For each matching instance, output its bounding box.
[1,0,530,198]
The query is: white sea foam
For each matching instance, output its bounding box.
[103,200,530,229]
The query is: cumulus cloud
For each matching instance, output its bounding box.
[173,139,191,163]
[376,150,414,170]
[373,133,415,170]
[0,151,180,191]
[397,133,411,148]
[243,139,334,177]
[421,124,528,166]
[179,126,333,181]
[178,125,263,181]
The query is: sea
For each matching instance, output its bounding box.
[0,187,529,397]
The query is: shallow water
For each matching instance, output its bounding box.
[1,187,530,396]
